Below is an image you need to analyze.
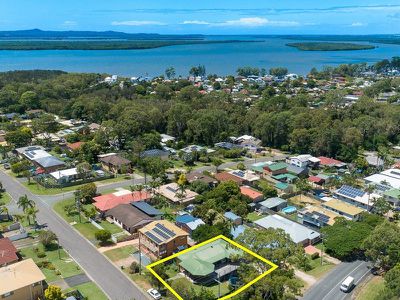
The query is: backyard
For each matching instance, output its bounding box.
[104,245,137,262]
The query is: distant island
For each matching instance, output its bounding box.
[287,42,376,51]
[0,40,260,51]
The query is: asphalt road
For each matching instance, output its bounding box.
[302,260,372,300]
[0,170,149,300]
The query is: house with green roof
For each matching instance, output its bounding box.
[263,162,288,176]
[383,189,400,207]
[178,239,242,284]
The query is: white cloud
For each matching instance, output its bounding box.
[181,17,299,28]
[350,22,366,27]
[181,20,211,25]
[62,21,77,27]
[111,20,167,26]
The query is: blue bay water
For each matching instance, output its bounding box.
[0,37,399,76]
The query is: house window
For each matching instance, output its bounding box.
[32,281,41,287]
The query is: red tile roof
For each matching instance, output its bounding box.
[214,172,244,184]
[0,238,19,265]
[240,186,263,200]
[308,176,324,184]
[93,191,151,212]
[67,142,85,151]
[318,156,344,166]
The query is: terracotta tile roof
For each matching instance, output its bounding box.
[66,141,85,151]
[308,176,324,184]
[318,156,344,166]
[240,186,263,200]
[214,172,244,184]
[0,238,19,265]
[93,191,151,212]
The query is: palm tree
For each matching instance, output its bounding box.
[17,195,35,212]
[365,184,375,212]
[26,206,39,227]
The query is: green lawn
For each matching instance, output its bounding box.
[104,245,137,262]
[0,192,12,205]
[246,212,264,222]
[306,257,335,279]
[23,176,129,196]
[19,244,83,283]
[64,282,108,300]
[53,198,121,246]
[171,277,231,298]
[355,276,385,300]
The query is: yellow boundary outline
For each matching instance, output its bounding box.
[146,235,278,300]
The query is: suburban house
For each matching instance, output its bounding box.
[251,162,270,174]
[0,237,19,265]
[186,172,218,187]
[93,189,152,213]
[287,165,309,177]
[66,141,85,152]
[298,205,340,228]
[364,169,400,194]
[258,197,287,212]
[214,172,244,185]
[49,168,83,184]
[178,239,242,284]
[98,153,132,174]
[289,154,320,168]
[16,146,65,173]
[308,176,325,186]
[140,149,170,160]
[224,211,242,225]
[240,186,264,203]
[106,202,163,234]
[138,220,189,260]
[156,183,199,204]
[0,258,46,300]
[228,170,260,186]
[383,189,400,207]
[255,215,321,245]
[88,122,101,132]
[321,199,364,220]
[175,214,205,235]
[318,156,346,168]
[263,162,287,177]
[160,134,176,144]
[334,185,380,210]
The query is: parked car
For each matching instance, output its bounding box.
[147,288,161,299]
[3,163,10,169]
[340,276,354,292]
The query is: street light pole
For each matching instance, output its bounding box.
[57,237,61,259]
[138,233,142,274]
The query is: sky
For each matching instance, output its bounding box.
[1,0,400,34]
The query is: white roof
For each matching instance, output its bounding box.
[255,215,320,244]
[50,168,78,180]
[24,149,51,161]
[113,189,132,196]
[186,219,205,231]
[229,170,260,182]
[364,169,400,190]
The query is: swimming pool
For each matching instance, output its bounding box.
[281,206,297,214]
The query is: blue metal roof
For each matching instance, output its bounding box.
[224,211,241,220]
[176,214,196,224]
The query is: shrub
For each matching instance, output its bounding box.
[311,252,320,260]
[94,229,112,244]
[55,270,61,275]
[37,251,46,258]
[39,230,57,249]
[129,262,140,274]
[47,263,56,270]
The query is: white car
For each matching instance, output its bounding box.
[147,288,161,299]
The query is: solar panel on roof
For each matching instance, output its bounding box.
[166,186,178,193]
[152,227,170,240]
[155,223,176,237]
[313,211,330,223]
[338,185,365,198]
[145,231,163,244]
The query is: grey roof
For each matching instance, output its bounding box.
[15,145,44,154]
[255,215,320,244]
[131,201,163,217]
[34,156,65,168]
[259,197,287,209]
[106,204,155,229]
[287,165,307,175]
[141,149,170,158]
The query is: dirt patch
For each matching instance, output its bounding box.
[114,256,135,268]
[290,195,320,207]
